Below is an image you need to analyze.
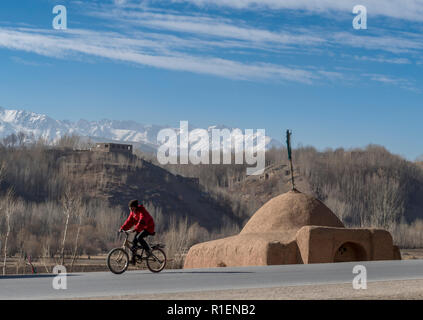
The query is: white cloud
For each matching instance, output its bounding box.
[0,27,318,83]
[10,56,51,67]
[170,0,423,22]
[95,10,326,47]
[330,31,423,54]
[354,55,411,64]
[1,2,420,91]
[88,6,423,57]
[364,73,418,92]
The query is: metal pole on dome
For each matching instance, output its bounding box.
[286,130,296,191]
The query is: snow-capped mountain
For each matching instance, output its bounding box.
[0,106,282,151]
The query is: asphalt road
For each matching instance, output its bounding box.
[1,260,423,299]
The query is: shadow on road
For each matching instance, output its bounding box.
[0,274,78,280]
[162,271,254,274]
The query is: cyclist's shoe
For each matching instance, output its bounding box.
[130,254,136,265]
[130,247,137,265]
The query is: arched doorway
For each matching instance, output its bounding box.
[334,242,367,262]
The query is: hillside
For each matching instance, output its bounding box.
[0,144,246,260]
[59,150,242,231]
[0,147,241,232]
[163,146,423,229]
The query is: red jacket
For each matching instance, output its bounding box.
[120,205,155,234]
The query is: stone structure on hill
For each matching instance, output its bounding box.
[183,190,401,268]
[93,143,133,154]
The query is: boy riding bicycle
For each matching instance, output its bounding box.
[119,199,155,265]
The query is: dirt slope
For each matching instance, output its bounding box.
[49,149,242,231]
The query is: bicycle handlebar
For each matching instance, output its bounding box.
[118,230,132,237]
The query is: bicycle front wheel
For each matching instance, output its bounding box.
[146,248,167,273]
[107,248,129,274]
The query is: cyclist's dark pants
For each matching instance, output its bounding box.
[133,230,153,252]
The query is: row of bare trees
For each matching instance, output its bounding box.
[0,188,240,273]
[158,145,423,247]
[1,132,94,150]
[0,187,124,273]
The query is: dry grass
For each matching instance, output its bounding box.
[1,255,109,274]
[389,220,423,248]
[400,248,423,260]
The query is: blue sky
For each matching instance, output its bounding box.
[0,0,422,159]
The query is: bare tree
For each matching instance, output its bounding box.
[3,133,18,148]
[70,201,86,271]
[55,134,81,150]
[60,184,82,266]
[368,175,405,229]
[17,131,26,147]
[2,188,16,275]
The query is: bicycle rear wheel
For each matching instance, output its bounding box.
[107,248,129,274]
[146,248,167,273]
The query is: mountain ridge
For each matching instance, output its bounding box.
[0,106,282,151]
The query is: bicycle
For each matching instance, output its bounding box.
[106,230,167,274]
